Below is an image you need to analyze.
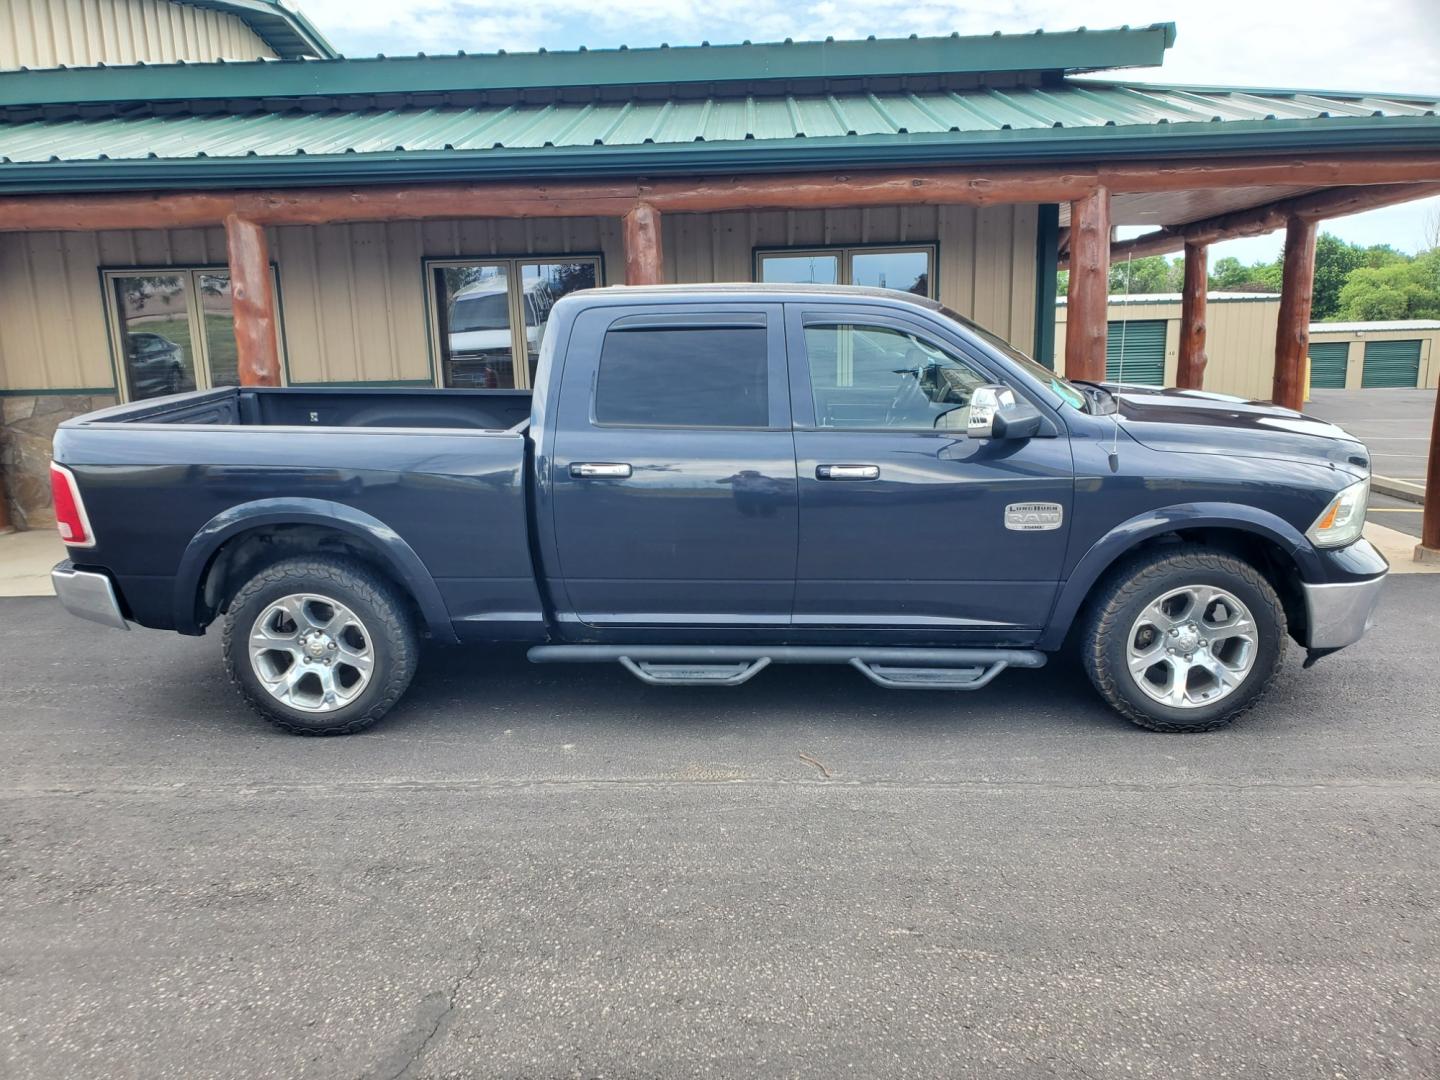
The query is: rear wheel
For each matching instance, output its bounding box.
[1082,546,1286,733]
[221,556,419,735]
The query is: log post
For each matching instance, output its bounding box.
[1272,215,1318,411]
[1176,241,1209,389]
[1418,389,1440,562]
[223,214,280,386]
[1065,186,1111,382]
[622,202,665,285]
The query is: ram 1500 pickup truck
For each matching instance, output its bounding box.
[49,284,1387,735]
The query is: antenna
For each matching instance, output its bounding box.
[1107,251,1135,473]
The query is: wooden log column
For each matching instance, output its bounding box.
[1065,186,1111,382]
[1176,241,1209,389]
[223,214,281,386]
[622,202,665,286]
[1272,215,1318,412]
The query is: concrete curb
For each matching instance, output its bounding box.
[1372,475,1425,505]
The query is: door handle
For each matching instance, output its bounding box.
[570,462,633,479]
[816,464,880,481]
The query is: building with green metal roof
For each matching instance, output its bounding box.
[0,4,1438,529]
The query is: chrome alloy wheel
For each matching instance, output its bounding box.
[1126,585,1257,710]
[248,593,375,713]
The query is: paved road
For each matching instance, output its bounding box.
[2,588,1439,1079]
[1369,491,1425,537]
[1309,387,1434,489]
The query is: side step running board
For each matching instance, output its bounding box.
[618,656,771,686]
[528,645,1044,691]
[849,658,1006,691]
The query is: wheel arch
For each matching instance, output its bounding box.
[1040,503,1315,651]
[173,498,458,643]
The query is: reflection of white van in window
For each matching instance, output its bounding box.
[447,278,555,360]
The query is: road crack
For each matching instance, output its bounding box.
[361,942,482,1080]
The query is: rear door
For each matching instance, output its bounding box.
[547,303,797,628]
[786,303,1074,632]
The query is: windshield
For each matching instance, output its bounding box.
[934,303,1089,411]
[449,292,510,333]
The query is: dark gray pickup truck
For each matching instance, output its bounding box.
[50,284,1386,735]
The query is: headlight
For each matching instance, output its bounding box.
[1306,477,1369,548]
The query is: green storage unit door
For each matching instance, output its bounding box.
[1362,339,1422,388]
[1308,341,1350,389]
[1105,319,1167,385]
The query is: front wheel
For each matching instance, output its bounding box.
[1082,546,1287,733]
[221,556,419,735]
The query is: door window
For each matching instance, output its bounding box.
[802,321,990,430]
[594,323,770,428]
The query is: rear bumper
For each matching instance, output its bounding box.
[51,562,130,631]
[1299,572,1386,650]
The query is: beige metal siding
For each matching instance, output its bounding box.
[1056,297,1282,398]
[0,207,1037,391]
[0,0,276,70]
[664,204,1037,348]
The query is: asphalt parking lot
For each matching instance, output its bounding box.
[2,585,1439,1079]
[1310,387,1435,499]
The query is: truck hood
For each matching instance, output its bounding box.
[1111,385,1372,476]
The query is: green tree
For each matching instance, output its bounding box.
[1108,255,1182,295]
[1310,233,1365,320]
[1335,250,1440,321]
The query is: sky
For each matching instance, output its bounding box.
[289,0,1440,264]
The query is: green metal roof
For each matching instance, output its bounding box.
[1,81,1436,193]
[184,1,337,60]
[0,25,1172,109]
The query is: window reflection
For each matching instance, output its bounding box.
[758,253,840,285]
[438,263,515,389]
[520,261,598,384]
[198,273,238,387]
[112,273,199,400]
[432,257,601,389]
[851,250,930,297]
[757,246,934,298]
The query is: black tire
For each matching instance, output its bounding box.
[221,556,419,735]
[1081,545,1286,733]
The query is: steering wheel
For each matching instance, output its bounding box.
[884,346,933,426]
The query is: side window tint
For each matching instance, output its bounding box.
[803,322,990,430]
[595,324,770,428]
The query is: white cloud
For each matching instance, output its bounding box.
[293,0,1440,96]
[288,0,1440,255]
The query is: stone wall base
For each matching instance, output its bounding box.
[1,393,117,530]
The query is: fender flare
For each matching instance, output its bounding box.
[172,497,458,643]
[1038,502,1315,650]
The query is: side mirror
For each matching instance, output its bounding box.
[967,385,1046,440]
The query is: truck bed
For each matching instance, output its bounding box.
[53,385,543,641]
[70,386,533,432]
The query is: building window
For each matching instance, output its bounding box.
[756,245,934,297]
[427,257,601,390]
[104,268,281,401]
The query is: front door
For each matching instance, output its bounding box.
[548,304,797,628]
[786,305,1074,633]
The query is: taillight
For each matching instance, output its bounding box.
[50,462,96,548]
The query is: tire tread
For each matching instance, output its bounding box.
[221,556,418,736]
[1081,545,1286,733]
